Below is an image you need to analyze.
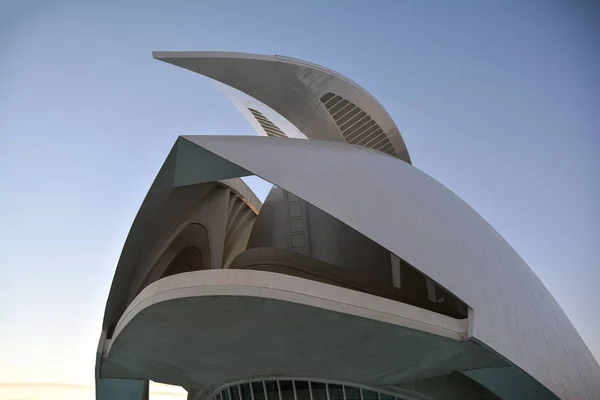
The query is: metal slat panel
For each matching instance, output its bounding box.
[320,92,395,156]
[248,108,288,138]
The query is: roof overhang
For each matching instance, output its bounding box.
[101,270,502,395]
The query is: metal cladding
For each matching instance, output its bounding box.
[95,52,600,400]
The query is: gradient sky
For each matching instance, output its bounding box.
[1,1,598,399]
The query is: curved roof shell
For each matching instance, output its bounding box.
[153,51,411,163]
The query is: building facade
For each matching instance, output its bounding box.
[95,52,600,400]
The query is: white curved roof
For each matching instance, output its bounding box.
[153,51,411,163]
[168,135,600,400]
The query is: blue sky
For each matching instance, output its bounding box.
[0,1,598,397]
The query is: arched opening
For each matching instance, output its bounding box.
[161,246,204,279]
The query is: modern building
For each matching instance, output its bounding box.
[95,52,600,400]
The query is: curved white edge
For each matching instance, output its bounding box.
[273,54,386,114]
[152,50,411,164]
[154,51,378,110]
[107,269,467,355]
[153,50,279,63]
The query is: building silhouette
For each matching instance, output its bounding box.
[95,52,600,400]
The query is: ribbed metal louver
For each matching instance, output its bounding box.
[248,108,287,138]
[320,92,395,156]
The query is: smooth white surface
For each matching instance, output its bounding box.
[109,269,468,351]
[103,270,503,397]
[153,51,411,162]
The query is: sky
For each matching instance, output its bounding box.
[0,1,598,399]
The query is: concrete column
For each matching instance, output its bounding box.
[96,378,149,400]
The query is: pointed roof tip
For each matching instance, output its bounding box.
[152,50,411,164]
[152,50,279,63]
[153,51,180,60]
